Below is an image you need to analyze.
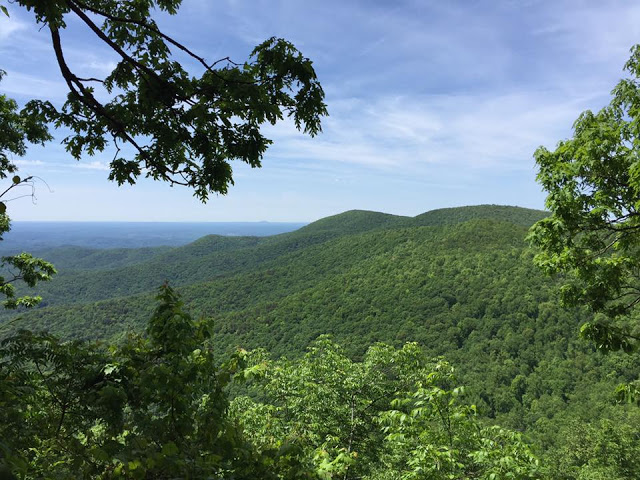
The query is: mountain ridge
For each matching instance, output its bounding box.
[2,205,546,313]
[3,203,638,478]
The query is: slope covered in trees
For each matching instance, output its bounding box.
[2,205,639,476]
[0,205,540,321]
[18,245,173,272]
[1,286,546,479]
[0,205,545,311]
[1,205,639,478]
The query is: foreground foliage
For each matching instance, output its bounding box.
[0,285,541,479]
[5,0,327,200]
[234,340,539,479]
[528,45,640,354]
[3,208,640,478]
[0,71,56,309]
[1,285,321,478]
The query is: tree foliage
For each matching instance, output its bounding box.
[0,285,544,479]
[0,70,56,308]
[528,45,640,353]
[233,339,540,479]
[543,409,640,480]
[0,0,326,306]
[7,209,640,477]
[12,0,327,200]
[0,285,316,478]
[379,364,539,480]
[0,211,637,477]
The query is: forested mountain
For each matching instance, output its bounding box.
[21,245,173,271]
[1,205,547,310]
[2,205,639,478]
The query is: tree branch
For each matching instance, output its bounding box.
[49,26,142,150]
[69,0,256,86]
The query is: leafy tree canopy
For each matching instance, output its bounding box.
[528,45,640,353]
[0,285,316,478]
[234,339,540,479]
[4,0,327,201]
[0,70,56,308]
[0,285,542,479]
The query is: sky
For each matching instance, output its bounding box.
[0,0,639,222]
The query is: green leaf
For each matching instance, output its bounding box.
[161,441,179,456]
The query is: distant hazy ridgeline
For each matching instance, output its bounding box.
[1,221,307,252]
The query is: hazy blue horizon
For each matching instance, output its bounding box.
[1,221,307,251]
[11,220,305,224]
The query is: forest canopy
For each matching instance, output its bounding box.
[1,2,639,479]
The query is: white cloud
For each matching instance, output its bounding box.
[76,161,110,171]
[263,87,600,178]
[0,70,68,101]
[0,14,27,42]
[81,60,118,75]
[14,159,45,167]
[14,158,110,173]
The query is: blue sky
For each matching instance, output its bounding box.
[1,0,639,222]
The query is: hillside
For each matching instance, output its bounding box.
[24,245,173,271]
[2,205,546,310]
[296,209,410,235]
[413,204,548,227]
[3,206,637,431]
[2,204,639,476]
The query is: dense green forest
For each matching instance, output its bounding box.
[4,0,640,477]
[2,205,640,478]
[0,205,547,314]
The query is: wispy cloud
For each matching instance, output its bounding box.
[0,70,68,100]
[76,161,110,171]
[0,14,27,42]
[14,160,45,167]
[531,1,640,68]
[15,158,110,172]
[80,60,118,75]
[0,18,26,43]
[264,87,600,178]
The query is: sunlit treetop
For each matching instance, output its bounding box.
[529,44,640,353]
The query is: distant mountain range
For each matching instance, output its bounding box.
[2,205,549,325]
[0,221,307,251]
